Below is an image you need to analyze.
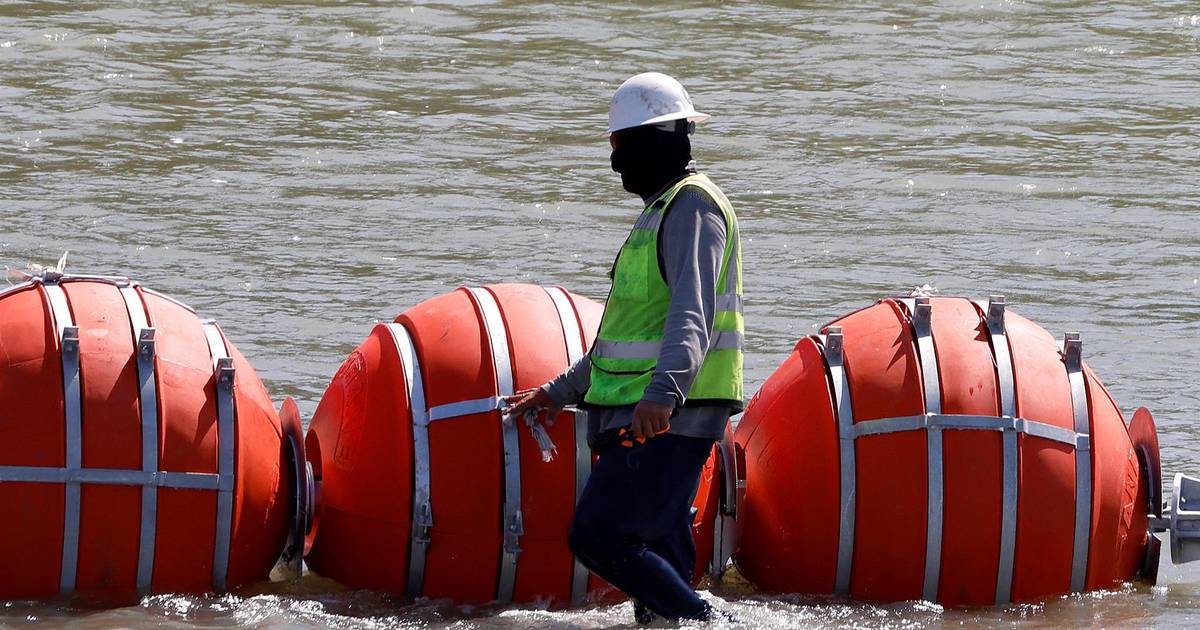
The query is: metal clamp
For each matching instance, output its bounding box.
[825,325,844,360]
[986,295,1006,331]
[216,357,235,390]
[1063,332,1082,371]
[503,509,525,556]
[137,328,156,357]
[61,325,80,355]
[413,501,434,546]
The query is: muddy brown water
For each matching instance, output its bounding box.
[2,1,1198,627]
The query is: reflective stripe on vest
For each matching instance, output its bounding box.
[584,173,744,407]
[593,330,745,361]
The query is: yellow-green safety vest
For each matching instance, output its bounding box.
[584,173,744,408]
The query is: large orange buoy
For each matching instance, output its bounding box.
[304,284,729,606]
[734,295,1159,606]
[0,273,298,601]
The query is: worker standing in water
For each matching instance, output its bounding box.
[506,72,743,623]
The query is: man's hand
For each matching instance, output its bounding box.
[631,400,673,440]
[503,387,562,425]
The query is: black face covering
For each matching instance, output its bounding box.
[610,123,693,201]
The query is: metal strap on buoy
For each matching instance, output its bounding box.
[465,287,523,603]
[384,322,433,597]
[1063,332,1092,592]
[821,326,856,597]
[119,285,161,595]
[908,297,945,602]
[543,286,593,607]
[42,281,82,594]
[979,296,1019,605]
[201,321,236,593]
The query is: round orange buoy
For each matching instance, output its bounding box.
[304,284,727,607]
[0,273,295,601]
[734,295,1155,606]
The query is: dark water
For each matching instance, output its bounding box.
[2,1,1198,627]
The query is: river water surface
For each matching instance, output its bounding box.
[2,1,1198,628]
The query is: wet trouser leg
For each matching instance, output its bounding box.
[567,433,714,621]
[646,507,697,585]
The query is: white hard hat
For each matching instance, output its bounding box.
[606,72,710,135]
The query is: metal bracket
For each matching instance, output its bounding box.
[912,296,932,334]
[138,328,156,357]
[986,295,1006,331]
[61,325,80,355]
[413,501,434,545]
[1063,332,1083,371]
[825,326,844,361]
[216,357,235,390]
[503,509,525,556]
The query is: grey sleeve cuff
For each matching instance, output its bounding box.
[640,389,679,408]
[541,355,591,407]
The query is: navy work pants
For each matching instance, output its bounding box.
[567,432,715,621]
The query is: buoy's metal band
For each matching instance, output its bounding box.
[426,396,504,423]
[979,296,1019,606]
[1064,332,1092,592]
[909,298,945,603]
[822,327,856,597]
[201,322,235,593]
[120,286,161,595]
[466,287,522,603]
[544,286,592,606]
[43,283,82,594]
[849,414,1086,447]
[0,467,223,488]
[385,323,433,597]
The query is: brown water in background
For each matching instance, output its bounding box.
[2,1,1198,627]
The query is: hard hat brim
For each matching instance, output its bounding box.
[605,110,710,136]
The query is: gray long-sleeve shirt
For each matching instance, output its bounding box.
[543,182,736,441]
